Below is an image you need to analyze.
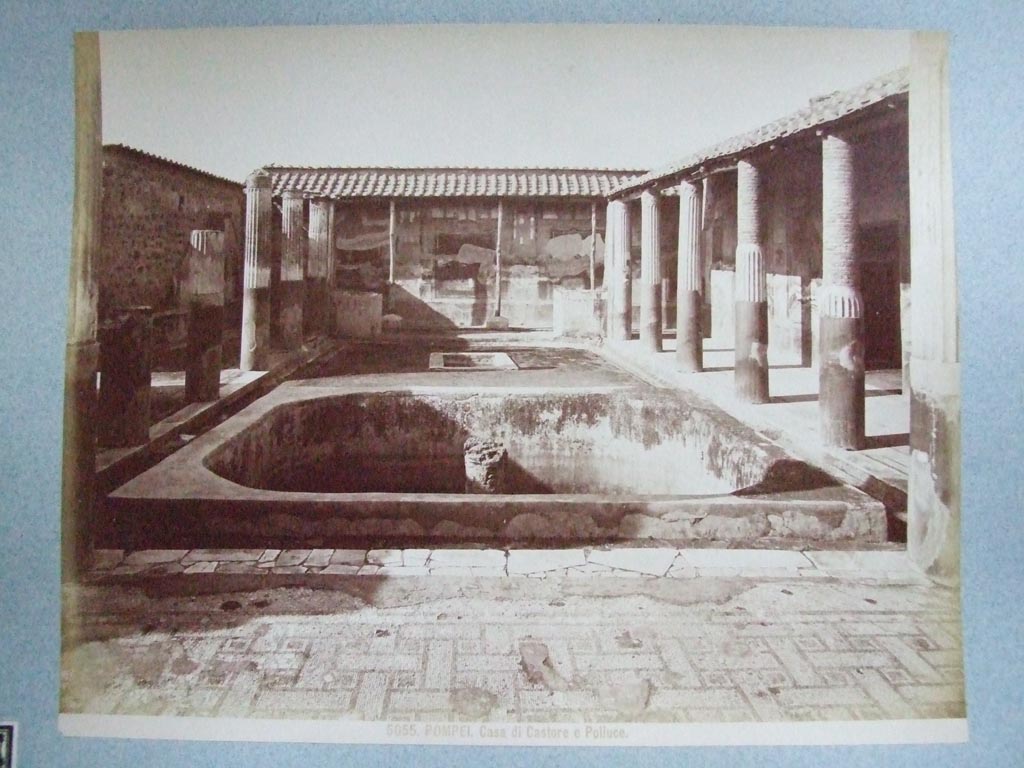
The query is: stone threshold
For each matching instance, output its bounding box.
[87,545,930,585]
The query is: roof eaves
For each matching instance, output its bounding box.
[104,144,244,187]
[608,67,910,198]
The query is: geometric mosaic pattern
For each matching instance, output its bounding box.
[62,548,964,724]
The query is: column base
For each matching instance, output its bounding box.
[304,279,331,338]
[276,279,305,350]
[185,300,223,403]
[611,279,632,341]
[735,300,769,403]
[62,339,99,582]
[98,307,152,448]
[819,315,865,449]
[675,289,703,372]
[639,281,663,353]
[240,286,271,372]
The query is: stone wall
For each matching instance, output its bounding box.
[99,146,245,322]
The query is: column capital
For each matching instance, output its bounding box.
[189,229,224,253]
[677,179,700,200]
[245,168,272,191]
[820,127,855,144]
[281,189,304,201]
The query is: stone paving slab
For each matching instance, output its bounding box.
[61,563,964,725]
[507,550,588,575]
[89,547,925,581]
[679,549,813,569]
[588,548,679,576]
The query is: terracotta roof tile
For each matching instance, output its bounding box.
[610,68,909,196]
[267,166,643,199]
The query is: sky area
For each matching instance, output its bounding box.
[100,24,910,181]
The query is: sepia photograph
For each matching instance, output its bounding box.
[54,22,965,747]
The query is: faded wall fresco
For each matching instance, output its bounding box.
[331,200,608,328]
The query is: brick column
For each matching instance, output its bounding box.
[184,230,225,401]
[820,133,865,448]
[307,199,333,337]
[734,159,769,402]
[279,190,305,350]
[676,179,703,371]
[98,306,152,447]
[639,189,663,353]
[240,169,272,371]
[63,31,101,580]
[607,199,632,341]
[908,32,960,582]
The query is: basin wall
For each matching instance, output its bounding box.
[204,392,770,496]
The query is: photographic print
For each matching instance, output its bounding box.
[57,23,964,746]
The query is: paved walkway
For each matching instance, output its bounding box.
[62,547,963,724]
[602,337,910,501]
[66,331,963,729]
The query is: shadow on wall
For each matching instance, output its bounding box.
[732,459,839,496]
[386,283,468,330]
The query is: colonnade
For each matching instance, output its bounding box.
[240,173,335,371]
[605,131,869,449]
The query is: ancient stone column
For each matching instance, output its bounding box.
[63,31,102,580]
[589,201,597,292]
[908,32,960,582]
[639,189,663,353]
[820,133,866,449]
[98,306,152,447]
[240,169,272,371]
[734,159,769,403]
[307,199,333,337]
[603,202,617,337]
[607,199,632,341]
[676,179,703,371]
[278,191,305,350]
[183,230,225,401]
[388,199,397,284]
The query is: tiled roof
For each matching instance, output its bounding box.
[610,68,910,197]
[267,167,645,199]
[103,144,243,187]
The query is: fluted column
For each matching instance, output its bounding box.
[734,159,769,402]
[63,31,102,579]
[388,200,397,284]
[603,202,617,337]
[908,32,960,582]
[278,191,305,350]
[307,199,333,336]
[676,179,703,371]
[607,199,632,340]
[639,189,663,352]
[820,133,865,448]
[184,230,225,401]
[240,169,272,371]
